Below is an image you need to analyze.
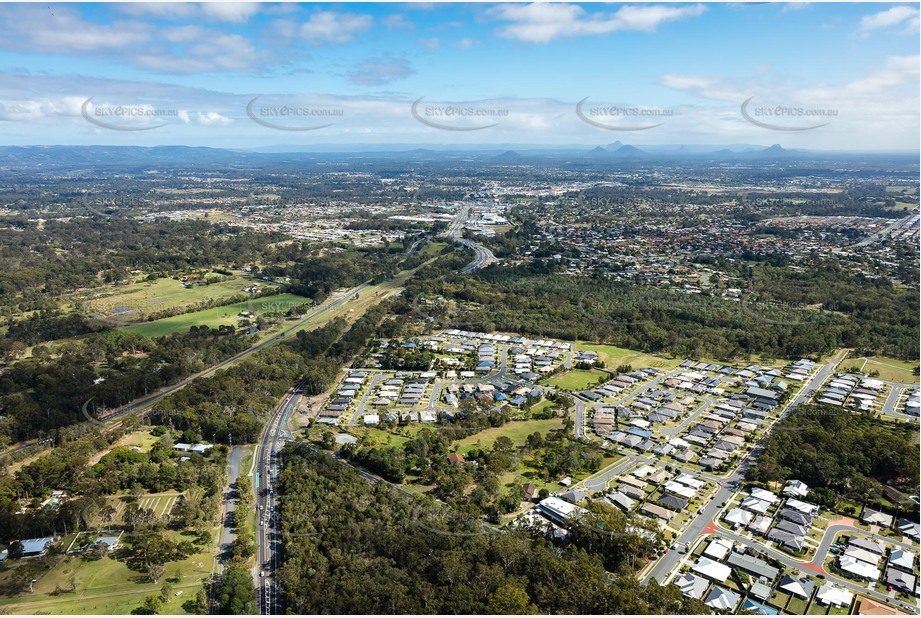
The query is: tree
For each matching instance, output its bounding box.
[219,566,257,615]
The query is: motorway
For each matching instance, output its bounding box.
[442,202,498,274]
[253,388,300,615]
[640,349,850,585]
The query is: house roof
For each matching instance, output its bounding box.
[815,583,852,607]
[888,549,915,571]
[779,575,815,598]
[675,573,710,600]
[726,552,779,581]
[884,567,916,590]
[692,557,732,583]
[704,586,740,611]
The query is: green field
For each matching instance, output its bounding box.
[0,528,215,614]
[851,356,919,384]
[542,369,607,391]
[575,343,682,370]
[67,273,279,323]
[454,418,564,455]
[122,293,311,337]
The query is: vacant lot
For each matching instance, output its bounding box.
[851,356,919,384]
[68,273,278,323]
[454,418,565,455]
[542,369,607,391]
[122,293,311,337]
[575,343,681,370]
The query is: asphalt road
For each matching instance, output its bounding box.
[254,388,301,615]
[714,524,919,613]
[442,201,498,274]
[641,349,850,585]
[98,281,372,422]
[215,446,249,575]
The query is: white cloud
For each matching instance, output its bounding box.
[197,111,233,126]
[489,3,706,43]
[456,38,478,49]
[116,3,260,23]
[348,58,415,86]
[382,14,414,31]
[417,37,441,49]
[857,6,920,37]
[300,11,373,45]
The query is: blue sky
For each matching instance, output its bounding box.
[0,2,917,150]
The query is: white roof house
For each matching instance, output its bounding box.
[838,555,880,581]
[704,586,740,611]
[674,474,705,489]
[784,498,819,516]
[537,497,588,525]
[675,573,710,599]
[703,538,733,561]
[692,557,732,583]
[749,487,779,504]
[783,479,809,498]
[664,481,697,499]
[889,549,915,571]
[815,583,852,607]
[724,508,753,527]
[363,414,380,426]
[740,496,771,514]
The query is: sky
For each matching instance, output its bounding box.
[0,1,918,150]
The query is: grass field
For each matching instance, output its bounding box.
[454,418,564,455]
[122,293,311,337]
[575,343,682,370]
[88,493,183,527]
[528,400,555,417]
[542,369,607,391]
[0,528,215,615]
[849,356,919,384]
[67,273,279,323]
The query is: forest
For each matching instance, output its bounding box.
[276,443,706,615]
[398,262,919,362]
[745,404,920,515]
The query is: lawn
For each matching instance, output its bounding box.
[850,356,919,384]
[90,492,183,526]
[67,273,278,323]
[454,418,565,455]
[122,293,311,337]
[575,343,681,370]
[0,528,215,615]
[542,369,607,391]
[528,400,555,417]
[787,595,810,614]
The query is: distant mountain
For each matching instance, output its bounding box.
[612,144,646,157]
[606,140,624,151]
[494,150,524,161]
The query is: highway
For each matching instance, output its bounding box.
[92,281,372,423]
[442,202,498,274]
[253,388,300,615]
[641,349,849,585]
